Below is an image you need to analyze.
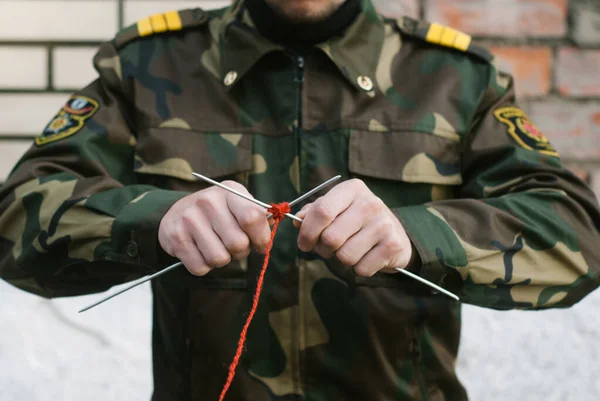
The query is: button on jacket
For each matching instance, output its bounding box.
[1,1,600,400]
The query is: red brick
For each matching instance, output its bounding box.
[489,46,552,98]
[425,0,567,37]
[373,0,420,19]
[557,48,600,97]
[525,101,600,160]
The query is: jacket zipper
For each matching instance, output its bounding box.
[411,331,430,401]
[292,54,305,396]
[294,55,305,171]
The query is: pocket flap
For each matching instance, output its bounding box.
[134,128,252,181]
[348,130,463,185]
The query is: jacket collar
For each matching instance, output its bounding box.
[216,0,385,92]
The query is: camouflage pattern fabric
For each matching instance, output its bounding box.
[1,1,600,400]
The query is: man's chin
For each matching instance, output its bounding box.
[265,0,345,24]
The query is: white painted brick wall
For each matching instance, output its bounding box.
[0,94,70,135]
[0,46,47,89]
[0,2,599,401]
[0,141,34,181]
[124,1,230,25]
[53,47,100,90]
[0,1,119,41]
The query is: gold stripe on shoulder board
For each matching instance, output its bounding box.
[137,11,183,37]
[426,23,472,52]
[151,14,168,33]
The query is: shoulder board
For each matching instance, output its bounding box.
[393,16,493,62]
[115,8,209,49]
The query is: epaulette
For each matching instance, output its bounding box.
[114,8,210,49]
[392,16,493,63]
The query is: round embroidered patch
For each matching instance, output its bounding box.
[36,95,99,146]
[493,107,559,157]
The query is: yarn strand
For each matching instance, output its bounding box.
[218,202,291,401]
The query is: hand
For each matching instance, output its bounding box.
[294,179,413,277]
[158,181,271,276]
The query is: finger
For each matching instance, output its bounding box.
[297,185,355,252]
[210,209,251,260]
[225,185,271,253]
[353,234,410,278]
[315,202,366,258]
[352,246,387,278]
[183,211,231,268]
[293,203,312,228]
[172,238,211,276]
[333,218,380,267]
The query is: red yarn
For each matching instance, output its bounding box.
[218,202,291,401]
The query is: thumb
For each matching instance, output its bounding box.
[293,203,313,228]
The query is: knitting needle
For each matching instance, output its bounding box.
[266,175,342,219]
[191,172,303,223]
[394,268,459,301]
[79,176,341,313]
[79,175,458,312]
[78,261,183,313]
[191,173,458,300]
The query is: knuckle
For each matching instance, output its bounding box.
[232,247,252,260]
[320,228,343,250]
[348,178,367,190]
[336,248,358,266]
[195,193,218,213]
[354,264,374,278]
[170,236,192,253]
[181,212,198,230]
[187,264,211,277]
[381,238,404,257]
[364,197,385,214]
[238,208,264,229]
[206,251,231,268]
[228,235,250,254]
[374,217,394,233]
[255,233,271,250]
[297,233,311,250]
[313,202,334,222]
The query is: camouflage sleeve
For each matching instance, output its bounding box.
[0,41,188,298]
[395,65,600,310]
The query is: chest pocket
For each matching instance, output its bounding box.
[348,129,463,207]
[133,127,253,190]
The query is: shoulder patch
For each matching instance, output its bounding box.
[394,17,493,62]
[36,96,99,146]
[115,8,209,49]
[494,107,559,157]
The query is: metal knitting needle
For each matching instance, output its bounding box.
[395,268,459,301]
[79,176,341,313]
[266,175,342,219]
[79,175,458,312]
[191,172,303,223]
[78,261,183,313]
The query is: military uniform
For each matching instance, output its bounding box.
[1,1,599,400]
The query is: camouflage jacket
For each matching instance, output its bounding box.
[1,1,600,400]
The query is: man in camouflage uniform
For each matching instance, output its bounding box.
[1,0,599,399]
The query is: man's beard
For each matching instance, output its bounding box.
[264,0,347,24]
